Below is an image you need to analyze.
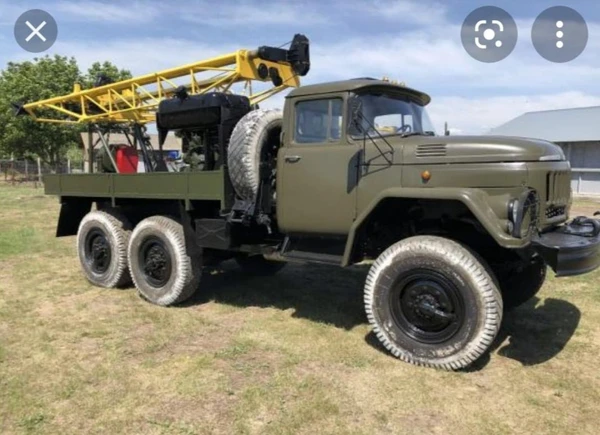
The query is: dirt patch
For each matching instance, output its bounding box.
[570,197,600,217]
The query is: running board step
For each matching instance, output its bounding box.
[282,250,342,265]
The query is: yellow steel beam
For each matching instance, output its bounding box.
[21,43,304,124]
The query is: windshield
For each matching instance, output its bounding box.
[350,93,436,137]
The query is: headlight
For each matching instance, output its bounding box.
[507,189,538,238]
[539,154,564,161]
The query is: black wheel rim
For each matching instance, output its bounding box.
[139,236,172,287]
[84,228,112,274]
[390,269,465,344]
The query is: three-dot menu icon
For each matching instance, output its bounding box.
[531,6,588,63]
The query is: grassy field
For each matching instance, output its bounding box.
[1,184,600,434]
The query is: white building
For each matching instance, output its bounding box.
[489,106,600,196]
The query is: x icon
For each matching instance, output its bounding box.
[25,20,47,42]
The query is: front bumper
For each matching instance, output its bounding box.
[532,217,600,277]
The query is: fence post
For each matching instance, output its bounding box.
[37,158,42,185]
[67,158,71,174]
[25,159,29,180]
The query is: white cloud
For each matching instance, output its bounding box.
[352,0,448,26]
[48,37,233,73]
[429,92,600,134]
[182,1,329,26]
[0,1,32,25]
[54,0,166,23]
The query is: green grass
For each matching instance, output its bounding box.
[1,183,600,434]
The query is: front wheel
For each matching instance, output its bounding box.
[364,236,502,370]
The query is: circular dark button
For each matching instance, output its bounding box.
[532,6,588,63]
[461,6,518,63]
[14,9,58,53]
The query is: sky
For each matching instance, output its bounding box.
[0,0,599,134]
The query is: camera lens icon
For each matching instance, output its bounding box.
[461,7,518,63]
[476,21,505,49]
[483,29,502,48]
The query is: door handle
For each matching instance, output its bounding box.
[284,155,302,163]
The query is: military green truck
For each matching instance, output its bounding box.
[37,73,600,370]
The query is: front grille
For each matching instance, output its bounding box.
[546,205,566,220]
[545,170,570,204]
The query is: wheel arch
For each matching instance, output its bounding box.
[342,187,524,266]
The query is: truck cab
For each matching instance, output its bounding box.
[276,79,574,267]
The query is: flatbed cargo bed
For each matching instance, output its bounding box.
[43,170,225,204]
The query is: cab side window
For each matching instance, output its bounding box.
[295,98,343,144]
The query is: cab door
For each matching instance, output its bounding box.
[277,96,359,235]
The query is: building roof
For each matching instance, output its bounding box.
[287,78,431,105]
[488,106,600,142]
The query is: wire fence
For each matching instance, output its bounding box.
[0,159,85,186]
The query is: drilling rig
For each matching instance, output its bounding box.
[14,34,310,173]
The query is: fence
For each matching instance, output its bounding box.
[0,159,85,185]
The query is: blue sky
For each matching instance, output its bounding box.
[1,0,599,134]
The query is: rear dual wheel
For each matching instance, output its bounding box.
[77,210,132,288]
[127,216,202,306]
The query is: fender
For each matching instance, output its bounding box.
[56,197,93,237]
[341,187,527,266]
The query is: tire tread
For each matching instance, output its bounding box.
[364,235,502,371]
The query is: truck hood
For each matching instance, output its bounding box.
[400,135,565,164]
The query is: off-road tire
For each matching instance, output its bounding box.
[493,256,547,311]
[235,254,286,276]
[77,209,132,288]
[227,109,282,202]
[364,236,502,370]
[128,216,202,306]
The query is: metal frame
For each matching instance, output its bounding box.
[19,48,302,124]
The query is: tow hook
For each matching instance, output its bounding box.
[562,216,600,238]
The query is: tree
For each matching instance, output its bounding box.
[82,61,132,89]
[0,56,131,166]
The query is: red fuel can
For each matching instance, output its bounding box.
[115,145,138,173]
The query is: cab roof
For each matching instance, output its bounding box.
[287,78,431,105]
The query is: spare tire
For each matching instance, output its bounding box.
[227,109,282,202]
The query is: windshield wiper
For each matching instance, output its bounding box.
[399,131,436,138]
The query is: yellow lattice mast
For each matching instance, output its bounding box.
[15,34,310,124]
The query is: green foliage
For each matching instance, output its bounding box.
[82,61,132,89]
[0,56,131,165]
[65,146,84,164]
